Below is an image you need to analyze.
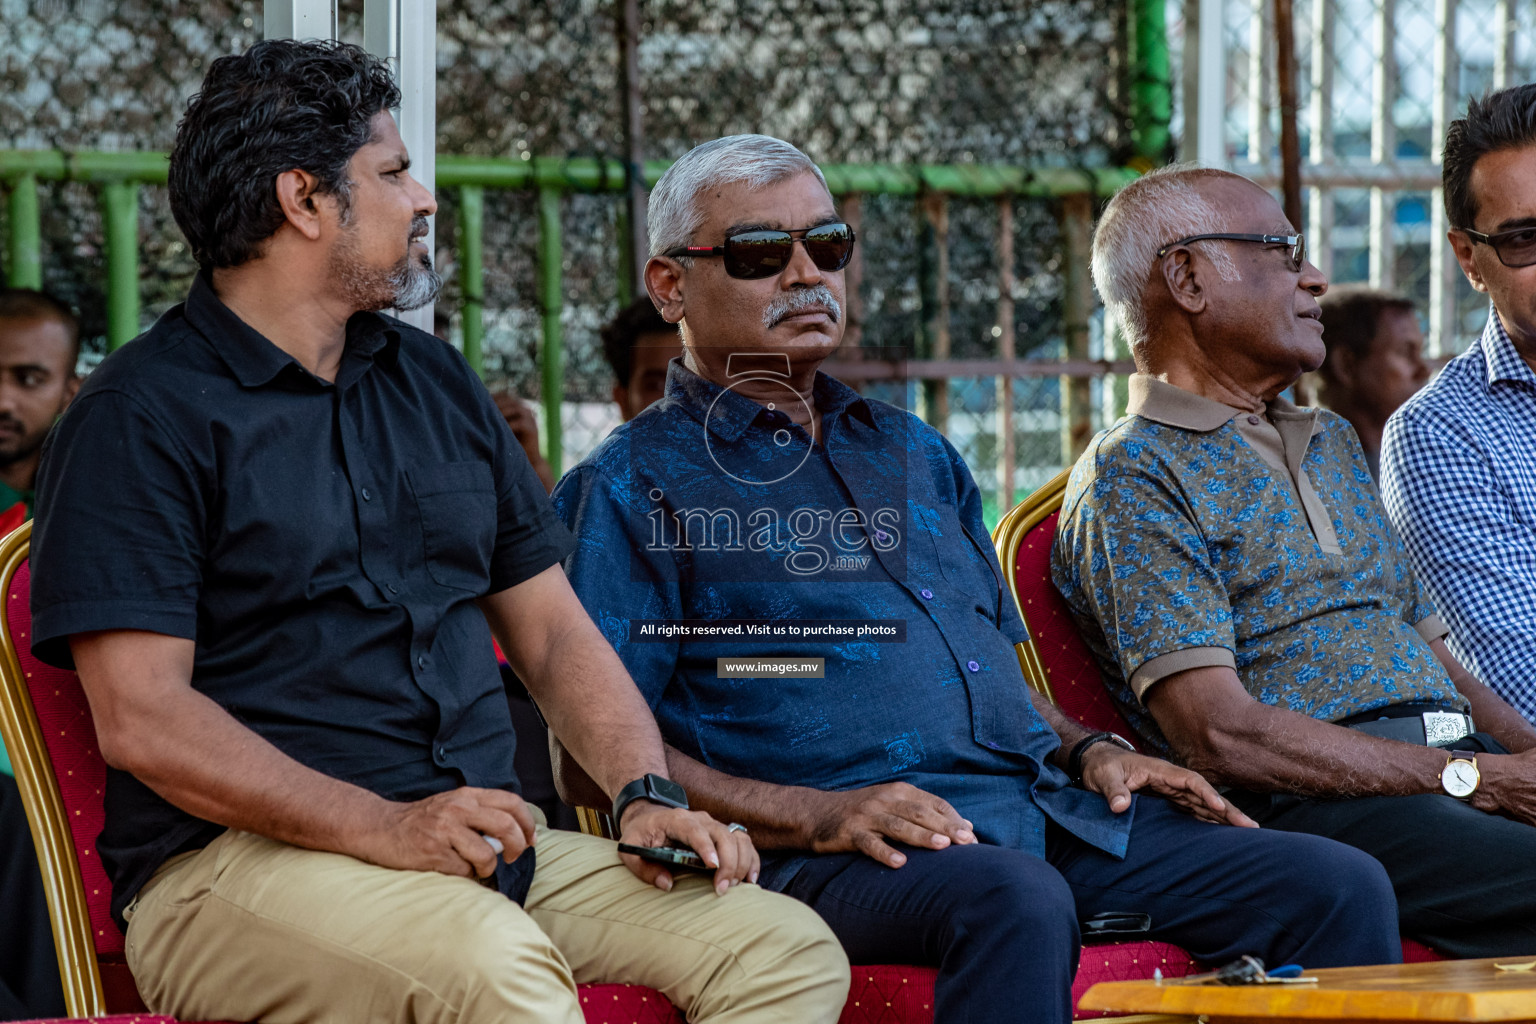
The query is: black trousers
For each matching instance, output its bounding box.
[1229,734,1536,958]
[779,795,1399,1024]
[0,773,65,1020]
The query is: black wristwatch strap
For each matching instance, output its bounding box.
[611,773,689,829]
[1067,732,1135,783]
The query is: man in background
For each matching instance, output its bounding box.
[601,296,682,422]
[1313,286,1429,478]
[0,290,80,528]
[0,287,79,1020]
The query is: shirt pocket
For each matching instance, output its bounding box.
[407,462,497,592]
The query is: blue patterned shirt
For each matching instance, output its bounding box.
[551,359,1132,888]
[1382,309,1536,723]
[1053,375,1459,758]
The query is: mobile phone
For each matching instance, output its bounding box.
[617,843,712,873]
[1080,911,1152,936]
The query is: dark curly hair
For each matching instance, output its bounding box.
[168,39,400,269]
[600,297,674,385]
[1443,83,1536,231]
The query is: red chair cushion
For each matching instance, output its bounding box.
[9,1016,181,1023]
[577,983,686,1024]
[838,965,936,1023]
[1401,939,1443,963]
[1011,510,1141,744]
[1074,940,1201,1019]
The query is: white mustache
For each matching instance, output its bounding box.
[763,286,842,329]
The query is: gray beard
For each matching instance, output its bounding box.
[333,231,443,313]
[389,251,442,312]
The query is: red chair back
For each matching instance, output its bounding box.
[0,525,150,1015]
[10,558,123,955]
[993,473,1140,746]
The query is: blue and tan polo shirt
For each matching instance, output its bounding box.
[1051,374,1462,758]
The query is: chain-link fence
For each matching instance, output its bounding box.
[2,0,1139,522]
[1168,0,1536,353]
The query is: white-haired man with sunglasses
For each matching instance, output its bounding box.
[1052,162,1536,960]
[1380,85,1536,729]
[552,135,1401,1024]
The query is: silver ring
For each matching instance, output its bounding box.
[727,823,749,834]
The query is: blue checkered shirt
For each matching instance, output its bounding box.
[1381,308,1536,723]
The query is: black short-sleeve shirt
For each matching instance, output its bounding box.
[31,272,574,927]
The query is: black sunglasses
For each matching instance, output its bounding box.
[1156,232,1306,273]
[1459,225,1536,268]
[663,222,857,280]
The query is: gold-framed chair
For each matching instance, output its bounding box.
[0,521,145,1017]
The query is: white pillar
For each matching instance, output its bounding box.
[265,0,437,335]
[365,0,437,335]
[1195,0,1228,167]
[263,0,336,40]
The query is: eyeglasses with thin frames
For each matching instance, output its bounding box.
[1155,233,1307,273]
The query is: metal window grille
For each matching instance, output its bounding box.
[1173,0,1535,355]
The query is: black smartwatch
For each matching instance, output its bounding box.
[1066,732,1136,783]
[612,773,690,829]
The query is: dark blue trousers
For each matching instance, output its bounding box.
[778,796,1399,1024]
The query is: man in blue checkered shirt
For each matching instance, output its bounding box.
[1381,84,1536,726]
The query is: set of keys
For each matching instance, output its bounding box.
[1154,955,1318,986]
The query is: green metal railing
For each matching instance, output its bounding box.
[0,151,1143,482]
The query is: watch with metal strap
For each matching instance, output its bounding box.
[1439,750,1480,800]
[1067,731,1137,783]
[612,773,690,829]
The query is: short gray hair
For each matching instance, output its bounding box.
[1091,164,1243,358]
[648,135,829,258]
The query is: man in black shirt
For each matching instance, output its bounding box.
[29,40,847,1024]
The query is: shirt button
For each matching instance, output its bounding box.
[386,583,398,594]
[361,488,372,501]
[434,744,447,764]
[967,659,981,672]
[417,654,428,669]
[920,588,934,600]
[1247,414,1261,425]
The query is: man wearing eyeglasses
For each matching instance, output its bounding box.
[1053,162,1536,961]
[553,134,1402,1024]
[1380,85,1536,731]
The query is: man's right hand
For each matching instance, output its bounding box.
[359,787,538,879]
[808,782,977,868]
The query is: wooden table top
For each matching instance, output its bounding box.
[1079,956,1536,1022]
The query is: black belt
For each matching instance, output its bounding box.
[1337,702,1474,747]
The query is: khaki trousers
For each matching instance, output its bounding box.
[123,820,849,1024]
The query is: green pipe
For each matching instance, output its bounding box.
[536,185,564,478]
[1128,0,1173,166]
[6,173,42,289]
[457,185,485,378]
[0,150,168,184]
[2,149,1142,200]
[101,182,140,350]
